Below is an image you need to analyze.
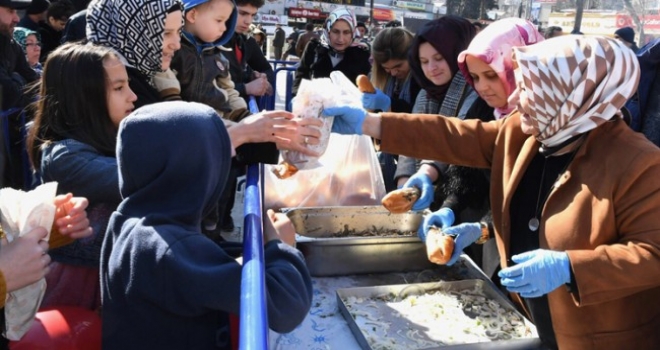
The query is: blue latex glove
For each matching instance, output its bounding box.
[323,106,366,135]
[498,249,571,298]
[402,173,434,211]
[417,208,454,242]
[441,222,483,266]
[361,88,391,112]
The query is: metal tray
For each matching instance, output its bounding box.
[336,280,541,350]
[283,206,426,238]
[283,206,431,276]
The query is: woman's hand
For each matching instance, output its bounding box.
[402,172,434,211]
[0,227,51,292]
[229,111,322,156]
[263,209,296,247]
[53,194,92,239]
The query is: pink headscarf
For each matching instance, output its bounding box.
[457,18,544,119]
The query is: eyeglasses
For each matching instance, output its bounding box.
[25,42,41,48]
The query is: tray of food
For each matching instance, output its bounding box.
[283,206,426,238]
[336,279,541,350]
[283,206,432,276]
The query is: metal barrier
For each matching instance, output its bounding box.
[269,60,299,112]
[239,97,268,350]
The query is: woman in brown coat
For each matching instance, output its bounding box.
[324,35,660,350]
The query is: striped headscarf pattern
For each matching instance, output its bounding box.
[513,36,640,147]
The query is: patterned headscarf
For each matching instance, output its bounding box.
[12,27,40,53]
[457,18,544,119]
[321,7,356,46]
[513,36,640,147]
[86,0,182,77]
[409,16,476,101]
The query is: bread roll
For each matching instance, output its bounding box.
[271,161,299,179]
[425,226,455,265]
[381,187,421,213]
[356,74,376,93]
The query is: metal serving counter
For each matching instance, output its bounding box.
[269,256,542,349]
[268,207,541,349]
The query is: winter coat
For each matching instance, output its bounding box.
[380,110,660,350]
[101,101,313,350]
[292,38,370,96]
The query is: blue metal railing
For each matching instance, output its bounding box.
[273,66,298,113]
[239,97,268,350]
[269,60,299,112]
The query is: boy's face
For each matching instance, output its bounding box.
[48,16,68,32]
[186,0,234,43]
[235,4,258,34]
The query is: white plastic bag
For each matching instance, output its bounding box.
[281,78,335,171]
[0,182,58,340]
[265,72,386,209]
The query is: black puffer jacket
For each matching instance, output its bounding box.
[292,39,371,96]
[0,34,38,110]
[224,33,274,100]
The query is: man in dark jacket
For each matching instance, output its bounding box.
[225,0,273,101]
[0,0,40,200]
[17,0,48,31]
[295,22,318,58]
[38,0,75,61]
[272,23,284,60]
[1,0,38,111]
[282,27,299,60]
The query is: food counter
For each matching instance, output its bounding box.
[268,207,542,349]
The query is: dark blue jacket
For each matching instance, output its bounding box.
[101,102,313,349]
[625,39,660,132]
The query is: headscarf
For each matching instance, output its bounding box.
[12,27,40,53]
[321,7,356,47]
[86,0,182,77]
[513,36,640,147]
[409,16,476,101]
[457,18,544,119]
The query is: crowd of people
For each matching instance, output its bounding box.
[2,0,660,348]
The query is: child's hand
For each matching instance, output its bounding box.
[263,209,296,247]
[53,194,93,239]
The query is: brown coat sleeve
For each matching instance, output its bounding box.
[379,112,502,169]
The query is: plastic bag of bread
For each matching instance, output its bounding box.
[272,78,335,179]
[0,182,64,340]
[265,71,385,209]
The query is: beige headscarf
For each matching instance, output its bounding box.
[513,36,640,147]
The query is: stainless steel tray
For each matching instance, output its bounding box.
[284,206,432,276]
[283,206,426,238]
[336,280,541,350]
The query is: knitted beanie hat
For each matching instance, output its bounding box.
[614,26,635,44]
